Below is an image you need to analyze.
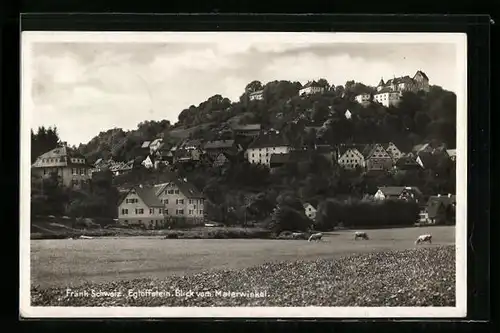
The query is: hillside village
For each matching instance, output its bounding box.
[31,70,457,233]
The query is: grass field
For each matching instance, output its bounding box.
[30,226,455,289]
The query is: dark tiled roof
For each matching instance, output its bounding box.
[301,81,323,89]
[120,186,164,208]
[203,139,235,150]
[269,153,292,165]
[232,124,262,131]
[377,186,407,196]
[426,195,455,218]
[248,133,290,149]
[417,152,440,168]
[154,177,204,199]
[32,146,91,168]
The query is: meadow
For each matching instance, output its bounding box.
[30,226,455,289]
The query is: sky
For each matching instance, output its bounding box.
[28,37,459,146]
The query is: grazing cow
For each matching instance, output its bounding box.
[354,231,369,240]
[415,234,432,245]
[308,232,323,242]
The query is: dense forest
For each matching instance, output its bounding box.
[30,78,457,230]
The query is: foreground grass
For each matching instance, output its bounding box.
[30,226,455,289]
[31,246,455,307]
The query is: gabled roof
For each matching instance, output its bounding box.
[249,90,263,96]
[377,186,407,196]
[414,70,429,81]
[204,139,235,150]
[426,195,455,218]
[154,178,204,199]
[337,144,367,157]
[301,81,324,89]
[446,149,457,157]
[120,186,164,208]
[31,145,91,168]
[416,152,440,168]
[378,78,385,86]
[232,124,262,131]
[303,202,318,210]
[248,133,290,149]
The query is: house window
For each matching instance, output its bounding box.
[175,190,179,194]
[72,168,77,175]
[149,208,154,214]
[189,210,193,215]
[121,209,128,215]
[43,169,47,175]
[189,199,192,204]
[176,209,184,215]
[163,199,169,204]
[136,208,144,214]
[199,210,203,215]
[178,199,184,205]
[194,205,197,209]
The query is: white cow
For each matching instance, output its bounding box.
[354,231,369,240]
[415,234,432,245]
[308,232,323,242]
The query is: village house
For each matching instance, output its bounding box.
[373,89,402,107]
[211,152,230,167]
[446,149,457,162]
[394,156,421,170]
[299,81,325,96]
[374,186,423,203]
[31,144,93,188]
[420,194,456,225]
[117,185,166,229]
[248,90,264,101]
[376,70,430,94]
[231,124,262,138]
[382,142,404,162]
[337,143,393,171]
[362,144,394,171]
[336,145,366,170]
[154,178,205,225]
[303,202,318,221]
[269,150,310,173]
[148,138,164,155]
[247,133,292,167]
[141,155,155,169]
[354,93,371,105]
[203,139,239,158]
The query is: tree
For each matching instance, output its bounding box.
[268,205,311,234]
[312,100,330,123]
[245,80,263,93]
[31,126,60,162]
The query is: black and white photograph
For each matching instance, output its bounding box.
[20,32,467,318]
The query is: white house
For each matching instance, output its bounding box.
[345,109,352,119]
[249,90,264,101]
[337,145,366,170]
[117,186,166,229]
[303,203,317,221]
[149,138,164,155]
[354,93,371,104]
[373,91,401,107]
[141,155,154,169]
[374,186,423,203]
[246,134,291,167]
[299,81,325,96]
[154,179,205,224]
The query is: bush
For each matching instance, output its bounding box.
[315,198,420,229]
[267,206,312,235]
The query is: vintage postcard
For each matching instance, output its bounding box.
[20,31,467,318]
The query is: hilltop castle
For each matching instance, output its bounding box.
[377,70,430,94]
